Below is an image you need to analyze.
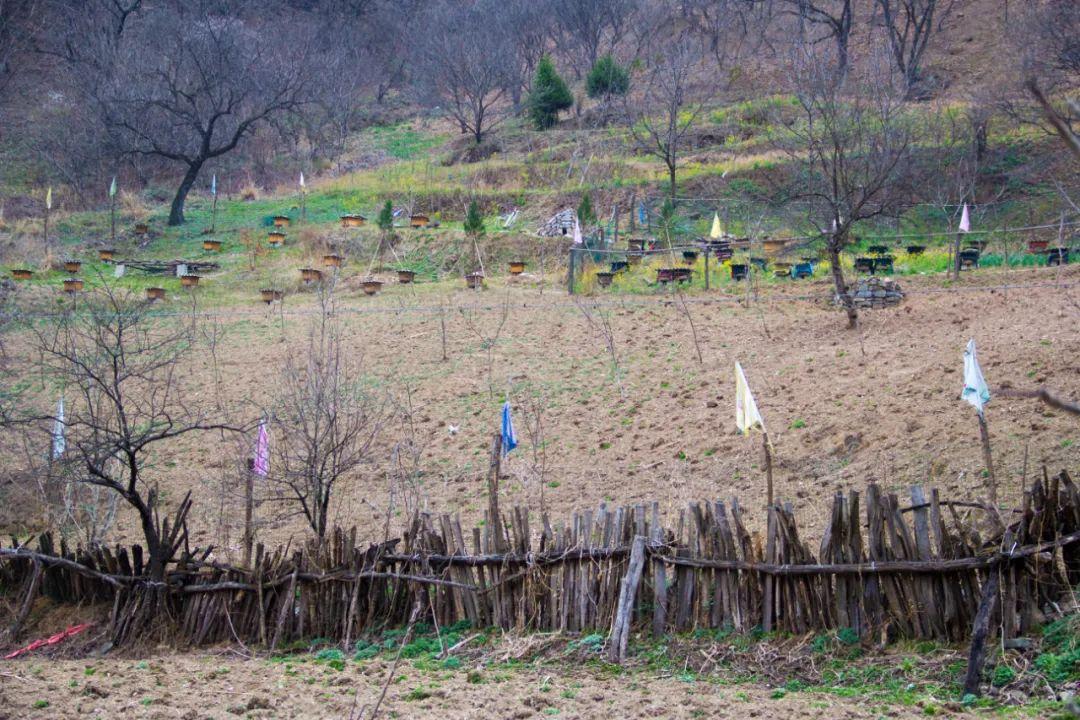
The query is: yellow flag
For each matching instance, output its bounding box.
[710,212,722,239]
[45,187,52,210]
[735,362,764,435]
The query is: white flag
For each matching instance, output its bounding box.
[52,396,65,460]
[109,176,117,198]
[299,172,305,189]
[961,339,990,415]
[45,187,52,210]
[710,213,722,239]
[210,174,217,196]
[572,218,583,245]
[959,203,970,233]
[735,362,765,435]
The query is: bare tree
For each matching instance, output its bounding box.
[874,0,955,93]
[624,31,708,200]
[553,0,638,77]
[1019,1,1080,159]
[47,0,316,225]
[679,0,774,69]
[416,0,514,144]
[25,284,238,579]
[267,283,390,539]
[498,0,554,109]
[0,0,41,103]
[781,0,854,80]
[778,45,917,328]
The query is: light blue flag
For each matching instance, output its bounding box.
[638,203,646,224]
[210,174,217,196]
[501,401,517,455]
[961,339,990,415]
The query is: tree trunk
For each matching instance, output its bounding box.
[828,236,858,329]
[139,510,168,581]
[667,160,677,201]
[168,160,204,226]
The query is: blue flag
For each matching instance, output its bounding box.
[210,174,217,196]
[501,401,517,455]
[638,203,647,224]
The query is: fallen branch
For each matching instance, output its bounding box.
[997,386,1080,416]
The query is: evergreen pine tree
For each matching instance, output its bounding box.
[377,200,394,232]
[577,192,596,227]
[528,55,573,130]
[463,200,485,236]
[586,54,630,100]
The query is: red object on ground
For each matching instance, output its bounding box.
[4,623,93,660]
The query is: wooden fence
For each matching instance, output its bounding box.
[3,470,1080,690]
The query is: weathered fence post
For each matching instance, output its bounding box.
[607,534,646,664]
[567,248,576,295]
[488,434,504,553]
[963,564,1001,697]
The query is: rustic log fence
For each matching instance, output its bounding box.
[3,470,1079,693]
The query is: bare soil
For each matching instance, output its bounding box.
[0,648,954,720]
[3,264,1079,557]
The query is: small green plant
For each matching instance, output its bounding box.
[441,657,462,670]
[32,700,49,710]
[836,627,860,646]
[405,687,432,701]
[354,641,380,661]
[573,634,605,653]
[467,670,484,684]
[790,418,806,429]
[770,688,786,699]
[991,664,1016,687]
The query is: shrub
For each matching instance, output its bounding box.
[528,56,573,130]
[586,55,629,100]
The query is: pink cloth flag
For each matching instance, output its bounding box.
[959,203,970,233]
[253,421,269,477]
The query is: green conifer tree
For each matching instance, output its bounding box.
[528,55,573,130]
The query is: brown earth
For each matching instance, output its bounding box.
[3,262,1078,560]
[0,649,958,720]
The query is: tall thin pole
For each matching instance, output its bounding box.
[243,459,255,567]
[110,196,117,247]
[567,247,576,295]
[977,411,997,506]
[43,204,50,260]
[762,431,774,508]
[210,191,218,234]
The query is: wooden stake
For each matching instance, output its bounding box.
[242,460,255,568]
[210,190,218,234]
[977,411,997,506]
[963,566,1000,697]
[951,231,961,280]
[607,534,646,663]
[487,434,504,553]
[763,431,774,508]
